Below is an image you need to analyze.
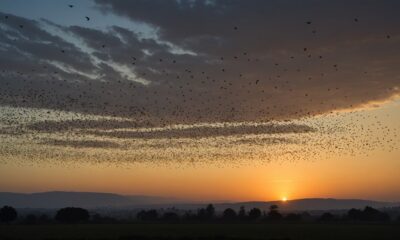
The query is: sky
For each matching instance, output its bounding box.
[0,0,399,202]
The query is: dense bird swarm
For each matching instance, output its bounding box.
[0,2,399,167]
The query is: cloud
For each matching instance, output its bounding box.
[84,123,315,139]
[1,1,399,128]
[0,13,96,73]
[25,118,314,139]
[27,119,152,132]
[41,139,121,149]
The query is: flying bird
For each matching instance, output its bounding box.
[0,2,397,166]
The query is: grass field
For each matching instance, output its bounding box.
[1,223,400,240]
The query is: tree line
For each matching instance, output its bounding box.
[1,204,399,224]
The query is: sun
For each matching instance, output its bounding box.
[282,197,288,202]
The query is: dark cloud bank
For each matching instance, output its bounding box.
[27,119,315,139]
[1,0,399,128]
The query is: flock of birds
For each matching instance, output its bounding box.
[0,4,399,167]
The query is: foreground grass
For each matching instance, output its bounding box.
[1,223,400,240]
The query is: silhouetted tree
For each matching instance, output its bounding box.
[136,209,158,221]
[319,212,335,222]
[347,206,389,222]
[206,204,215,218]
[222,208,237,221]
[363,206,390,221]
[197,204,215,221]
[0,206,18,223]
[268,205,282,221]
[248,208,262,220]
[238,206,246,220]
[55,207,89,223]
[197,208,207,220]
[347,208,363,220]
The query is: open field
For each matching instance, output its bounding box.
[1,223,400,240]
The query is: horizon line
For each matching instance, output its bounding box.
[1,190,399,204]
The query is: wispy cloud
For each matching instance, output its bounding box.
[41,139,121,149]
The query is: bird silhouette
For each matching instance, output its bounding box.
[0,5,398,166]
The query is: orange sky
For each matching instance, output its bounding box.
[1,147,399,202]
[1,100,399,202]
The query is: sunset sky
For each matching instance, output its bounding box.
[0,0,399,202]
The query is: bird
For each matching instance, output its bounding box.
[68,4,74,8]
[85,16,90,21]
[0,4,398,167]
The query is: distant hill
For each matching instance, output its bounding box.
[0,192,398,211]
[0,191,178,209]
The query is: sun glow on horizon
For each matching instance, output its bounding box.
[282,197,288,202]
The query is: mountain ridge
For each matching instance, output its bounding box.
[0,191,398,211]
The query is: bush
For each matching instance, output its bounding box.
[248,208,262,220]
[347,206,390,222]
[222,208,237,221]
[55,207,89,223]
[0,206,18,223]
[268,205,282,221]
